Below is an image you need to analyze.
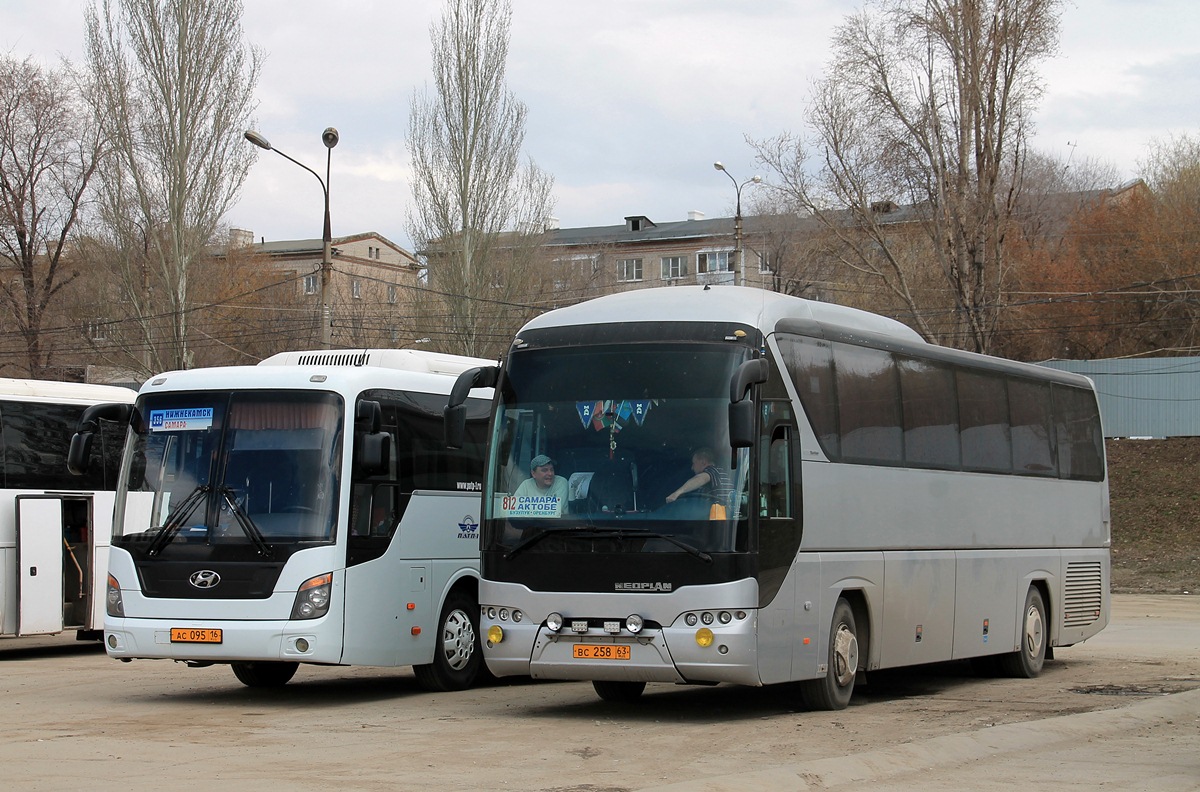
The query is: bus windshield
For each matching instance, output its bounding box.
[485,343,750,555]
[114,391,343,553]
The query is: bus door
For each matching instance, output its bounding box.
[15,494,95,636]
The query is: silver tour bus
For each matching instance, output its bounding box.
[446,286,1109,708]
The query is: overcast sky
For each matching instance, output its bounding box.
[4,0,1198,252]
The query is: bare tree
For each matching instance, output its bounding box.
[83,0,261,373]
[0,56,103,378]
[752,0,1062,353]
[407,0,554,359]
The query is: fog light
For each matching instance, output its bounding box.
[546,612,563,632]
[107,634,117,650]
[295,637,310,653]
[625,614,644,634]
[487,625,504,645]
[695,628,714,648]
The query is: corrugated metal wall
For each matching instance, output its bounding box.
[1038,358,1200,438]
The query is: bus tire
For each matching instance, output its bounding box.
[592,680,646,702]
[413,589,483,692]
[799,597,858,711]
[998,586,1046,678]
[231,661,299,687]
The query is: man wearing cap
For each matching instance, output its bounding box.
[512,454,569,516]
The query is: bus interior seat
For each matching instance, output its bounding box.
[560,448,638,512]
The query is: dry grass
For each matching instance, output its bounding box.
[1106,437,1200,594]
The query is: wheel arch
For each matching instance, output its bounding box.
[834,587,871,674]
[436,567,480,611]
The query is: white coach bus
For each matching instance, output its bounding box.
[0,377,134,641]
[70,349,493,689]
[445,286,1110,708]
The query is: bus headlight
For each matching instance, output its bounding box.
[291,573,332,620]
[546,612,564,632]
[106,573,124,617]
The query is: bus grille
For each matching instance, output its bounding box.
[1063,561,1104,627]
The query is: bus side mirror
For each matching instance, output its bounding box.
[355,431,391,477]
[729,401,756,449]
[67,432,94,476]
[445,365,498,449]
[728,358,769,449]
[68,402,133,476]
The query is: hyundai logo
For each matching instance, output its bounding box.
[188,570,221,589]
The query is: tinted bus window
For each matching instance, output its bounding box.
[1053,385,1105,481]
[958,369,1011,472]
[0,401,103,489]
[898,357,960,468]
[834,344,902,464]
[777,335,839,458]
[1009,379,1056,476]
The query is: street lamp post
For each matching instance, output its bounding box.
[244,127,340,348]
[713,162,761,287]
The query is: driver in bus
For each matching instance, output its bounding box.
[666,446,732,506]
[512,454,569,516]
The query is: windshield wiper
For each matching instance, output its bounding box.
[503,526,595,559]
[597,528,713,563]
[146,485,210,557]
[218,487,273,559]
[504,525,712,563]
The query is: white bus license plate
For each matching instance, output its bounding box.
[573,644,630,660]
[170,628,223,644]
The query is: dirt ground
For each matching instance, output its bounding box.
[1106,437,1200,594]
[1,595,1197,792]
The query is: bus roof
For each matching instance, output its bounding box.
[140,350,494,400]
[0,377,136,405]
[519,285,924,343]
[258,348,495,376]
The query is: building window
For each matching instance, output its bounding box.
[85,319,107,341]
[757,251,773,273]
[352,279,362,299]
[661,256,686,280]
[697,250,731,274]
[618,258,643,282]
[303,274,318,295]
[387,285,398,304]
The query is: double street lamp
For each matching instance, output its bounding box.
[244,127,340,349]
[713,162,761,287]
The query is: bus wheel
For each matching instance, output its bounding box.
[999,587,1046,678]
[414,589,483,692]
[592,680,646,702]
[231,661,299,687]
[799,597,858,711]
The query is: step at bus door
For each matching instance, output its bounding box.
[15,495,67,636]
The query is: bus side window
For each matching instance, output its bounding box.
[759,402,794,519]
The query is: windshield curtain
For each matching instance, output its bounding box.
[485,343,751,554]
[114,390,343,550]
